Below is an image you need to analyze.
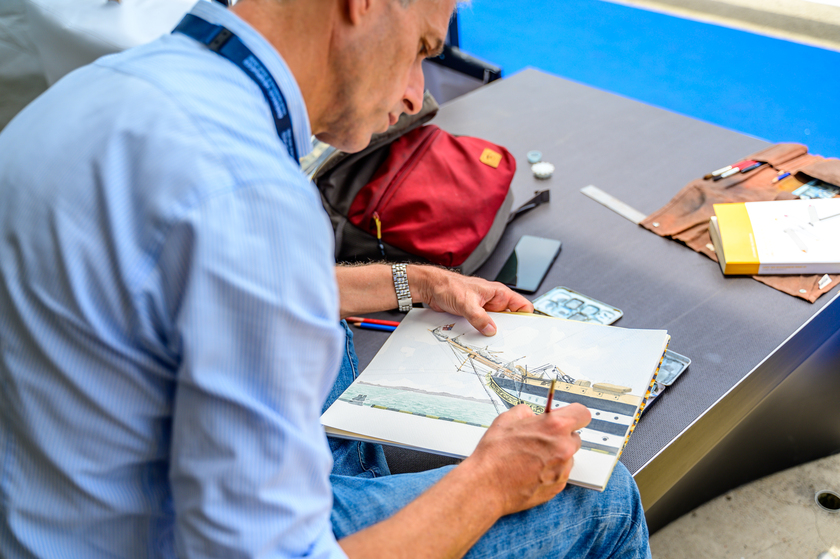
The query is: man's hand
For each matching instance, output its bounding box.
[335,264,533,335]
[409,266,533,336]
[462,403,591,516]
[339,403,591,558]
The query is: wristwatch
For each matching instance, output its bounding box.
[391,263,413,312]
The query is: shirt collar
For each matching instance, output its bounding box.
[188,1,313,158]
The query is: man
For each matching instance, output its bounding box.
[0,0,650,557]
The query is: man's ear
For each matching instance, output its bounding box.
[345,0,375,25]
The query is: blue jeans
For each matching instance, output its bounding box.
[325,322,652,558]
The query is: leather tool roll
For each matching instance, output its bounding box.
[640,143,840,302]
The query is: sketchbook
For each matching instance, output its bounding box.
[709,198,840,275]
[321,309,669,491]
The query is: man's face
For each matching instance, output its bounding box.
[317,0,455,152]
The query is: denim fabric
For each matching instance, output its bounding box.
[327,323,652,558]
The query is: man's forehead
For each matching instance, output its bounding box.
[415,0,457,47]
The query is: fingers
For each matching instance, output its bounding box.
[481,283,534,314]
[463,282,533,336]
[415,265,538,338]
[472,403,585,515]
[494,288,534,314]
[415,267,534,330]
[465,307,497,337]
[552,403,591,431]
[499,403,588,446]
[510,297,534,313]
[432,276,500,336]
[495,403,587,438]
[498,403,535,422]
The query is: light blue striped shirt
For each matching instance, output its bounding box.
[0,2,345,557]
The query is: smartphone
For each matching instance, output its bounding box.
[494,235,562,293]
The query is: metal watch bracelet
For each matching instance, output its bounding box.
[391,263,413,312]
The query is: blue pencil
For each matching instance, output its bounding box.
[354,322,397,333]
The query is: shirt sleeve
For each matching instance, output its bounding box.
[165,178,346,559]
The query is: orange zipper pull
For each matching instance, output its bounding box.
[372,212,385,257]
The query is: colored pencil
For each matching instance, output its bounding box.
[346,316,401,327]
[352,322,397,333]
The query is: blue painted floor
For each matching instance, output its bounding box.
[457,0,840,158]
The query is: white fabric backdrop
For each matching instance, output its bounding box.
[0,0,194,129]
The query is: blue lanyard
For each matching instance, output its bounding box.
[173,14,299,163]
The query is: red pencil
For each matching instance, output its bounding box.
[345,316,401,327]
[545,378,557,414]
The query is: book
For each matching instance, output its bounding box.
[321,309,669,491]
[709,198,840,275]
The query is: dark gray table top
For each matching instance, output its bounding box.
[350,68,840,490]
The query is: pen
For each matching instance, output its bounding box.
[704,159,751,180]
[346,317,401,327]
[704,164,735,180]
[544,378,557,414]
[713,160,757,181]
[352,322,397,333]
[739,162,764,173]
[713,167,739,181]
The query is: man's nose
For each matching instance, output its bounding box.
[402,61,425,115]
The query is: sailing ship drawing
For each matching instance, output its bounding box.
[323,309,668,489]
[430,323,645,456]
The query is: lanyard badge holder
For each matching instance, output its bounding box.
[173,14,299,163]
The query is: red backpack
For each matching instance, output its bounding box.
[312,93,524,275]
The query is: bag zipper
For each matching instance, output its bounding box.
[363,127,441,241]
[372,211,385,257]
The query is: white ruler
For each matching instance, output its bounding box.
[580,185,647,225]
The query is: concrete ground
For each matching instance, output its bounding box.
[609,0,840,51]
[650,452,840,558]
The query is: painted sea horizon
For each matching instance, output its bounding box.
[337,381,500,428]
